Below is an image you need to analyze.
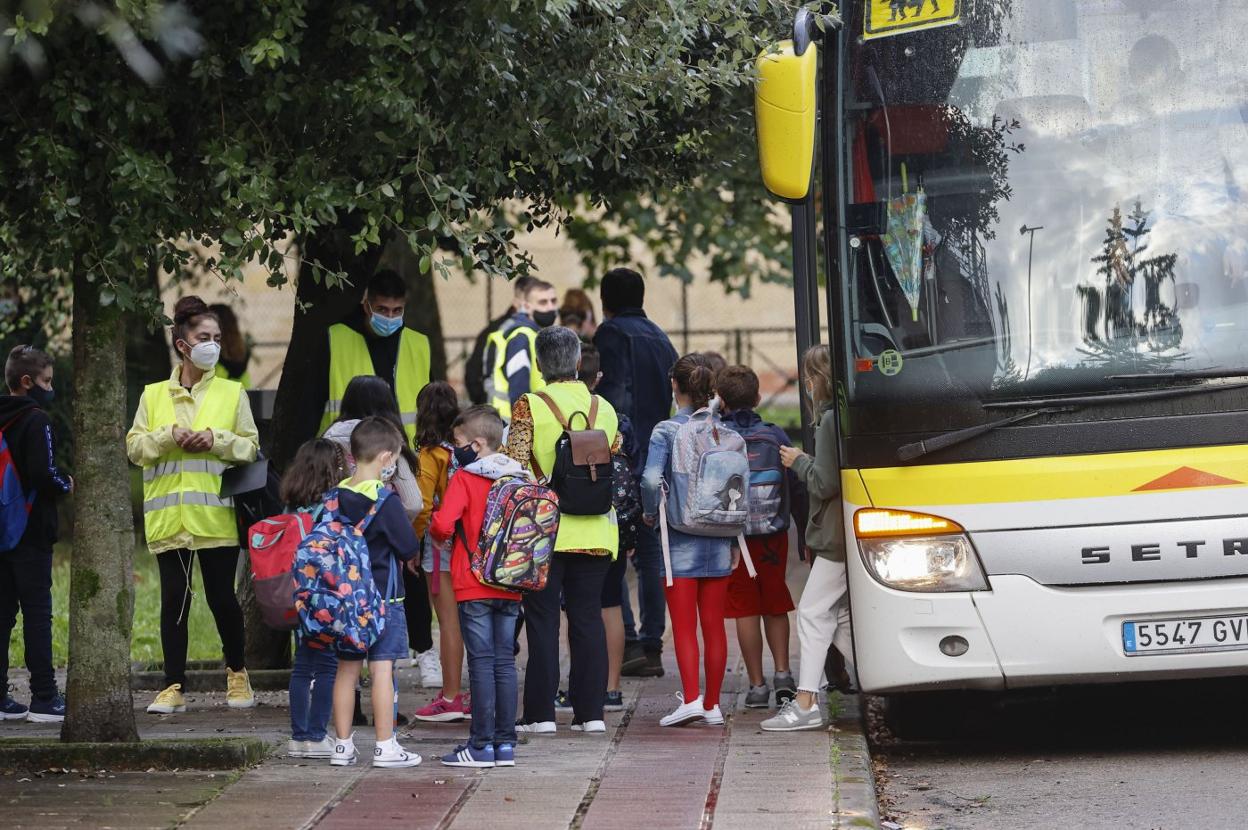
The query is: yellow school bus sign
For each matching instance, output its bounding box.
[865,0,961,40]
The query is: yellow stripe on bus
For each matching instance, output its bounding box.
[855,444,1248,507]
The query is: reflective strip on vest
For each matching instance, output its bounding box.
[489,325,545,421]
[143,491,235,512]
[142,459,229,482]
[141,377,243,544]
[527,384,619,554]
[320,324,430,441]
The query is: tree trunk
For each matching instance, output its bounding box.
[62,272,139,743]
[242,227,384,669]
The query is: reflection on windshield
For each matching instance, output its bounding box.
[843,0,1248,411]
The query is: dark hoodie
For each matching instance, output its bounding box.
[336,484,421,599]
[0,395,72,548]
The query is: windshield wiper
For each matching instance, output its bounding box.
[1107,368,1248,381]
[897,380,1248,462]
[897,407,1072,462]
[982,380,1248,410]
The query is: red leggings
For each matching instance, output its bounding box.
[664,576,730,708]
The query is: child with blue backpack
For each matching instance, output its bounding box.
[278,438,348,759]
[318,417,423,768]
[429,405,528,768]
[0,345,73,723]
[716,365,807,710]
[641,353,745,728]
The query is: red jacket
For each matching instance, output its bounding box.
[429,469,520,603]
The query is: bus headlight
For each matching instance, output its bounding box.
[858,534,989,592]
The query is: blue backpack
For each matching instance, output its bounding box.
[292,488,397,655]
[0,412,34,553]
[740,426,790,536]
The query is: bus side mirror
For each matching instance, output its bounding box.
[755,39,817,202]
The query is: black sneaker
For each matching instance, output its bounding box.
[1,694,29,721]
[620,642,646,674]
[554,690,572,711]
[623,650,665,678]
[27,693,65,723]
[604,690,624,712]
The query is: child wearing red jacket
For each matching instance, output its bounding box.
[428,405,526,768]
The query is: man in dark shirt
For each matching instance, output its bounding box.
[593,268,679,677]
[0,345,73,722]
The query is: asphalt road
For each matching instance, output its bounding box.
[870,676,1248,830]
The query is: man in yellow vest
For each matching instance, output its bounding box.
[311,270,431,443]
[486,278,559,420]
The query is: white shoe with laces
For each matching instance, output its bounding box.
[373,736,423,768]
[416,649,442,689]
[330,734,358,766]
[702,705,725,726]
[659,693,708,727]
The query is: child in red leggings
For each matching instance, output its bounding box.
[640,354,736,727]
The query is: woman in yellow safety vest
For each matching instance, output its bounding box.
[505,325,620,735]
[126,295,260,716]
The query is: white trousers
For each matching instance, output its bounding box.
[796,556,857,694]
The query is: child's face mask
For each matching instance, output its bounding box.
[379,451,398,482]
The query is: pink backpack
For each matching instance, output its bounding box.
[248,511,316,630]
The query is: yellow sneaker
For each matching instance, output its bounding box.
[146,684,186,714]
[226,668,256,709]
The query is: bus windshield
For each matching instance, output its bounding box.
[839,0,1248,439]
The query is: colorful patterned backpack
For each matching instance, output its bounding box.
[463,475,559,593]
[292,489,395,654]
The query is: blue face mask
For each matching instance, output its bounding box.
[369,309,404,337]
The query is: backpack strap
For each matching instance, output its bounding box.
[354,488,391,534]
[659,482,674,588]
[735,532,758,579]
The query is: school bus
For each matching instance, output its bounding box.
[757,1,1248,725]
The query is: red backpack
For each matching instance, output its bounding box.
[248,510,317,630]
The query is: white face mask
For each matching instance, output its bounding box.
[186,341,221,372]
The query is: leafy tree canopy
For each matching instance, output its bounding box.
[1,0,793,339]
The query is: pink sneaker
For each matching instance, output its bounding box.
[462,693,472,720]
[413,694,467,723]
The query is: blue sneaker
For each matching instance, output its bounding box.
[27,694,65,723]
[441,743,495,768]
[1,695,29,721]
[494,743,515,767]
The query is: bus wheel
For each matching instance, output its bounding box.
[882,691,974,741]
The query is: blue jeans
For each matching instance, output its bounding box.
[623,523,666,652]
[289,636,338,741]
[458,599,520,750]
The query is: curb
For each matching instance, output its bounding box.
[0,736,271,771]
[131,669,292,691]
[832,694,882,829]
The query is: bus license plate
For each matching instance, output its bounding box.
[1123,616,1248,656]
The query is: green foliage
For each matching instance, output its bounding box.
[1,0,797,338]
[9,544,221,668]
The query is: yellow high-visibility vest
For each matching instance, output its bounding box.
[487,323,545,420]
[319,323,430,442]
[527,382,619,554]
[142,377,242,544]
[215,363,252,389]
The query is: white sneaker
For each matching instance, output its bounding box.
[702,705,725,726]
[571,720,606,734]
[286,739,307,758]
[660,693,707,727]
[515,720,557,734]
[416,649,442,689]
[330,734,358,767]
[373,736,423,768]
[302,736,336,759]
[760,699,826,732]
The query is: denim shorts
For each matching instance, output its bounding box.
[337,601,409,663]
[421,536,452,576]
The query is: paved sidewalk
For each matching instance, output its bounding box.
[2,557,879,829]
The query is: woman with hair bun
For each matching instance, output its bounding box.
[125,295,260,716]
[640,352,737,728]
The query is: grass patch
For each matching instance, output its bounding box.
[8,543,226,669]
